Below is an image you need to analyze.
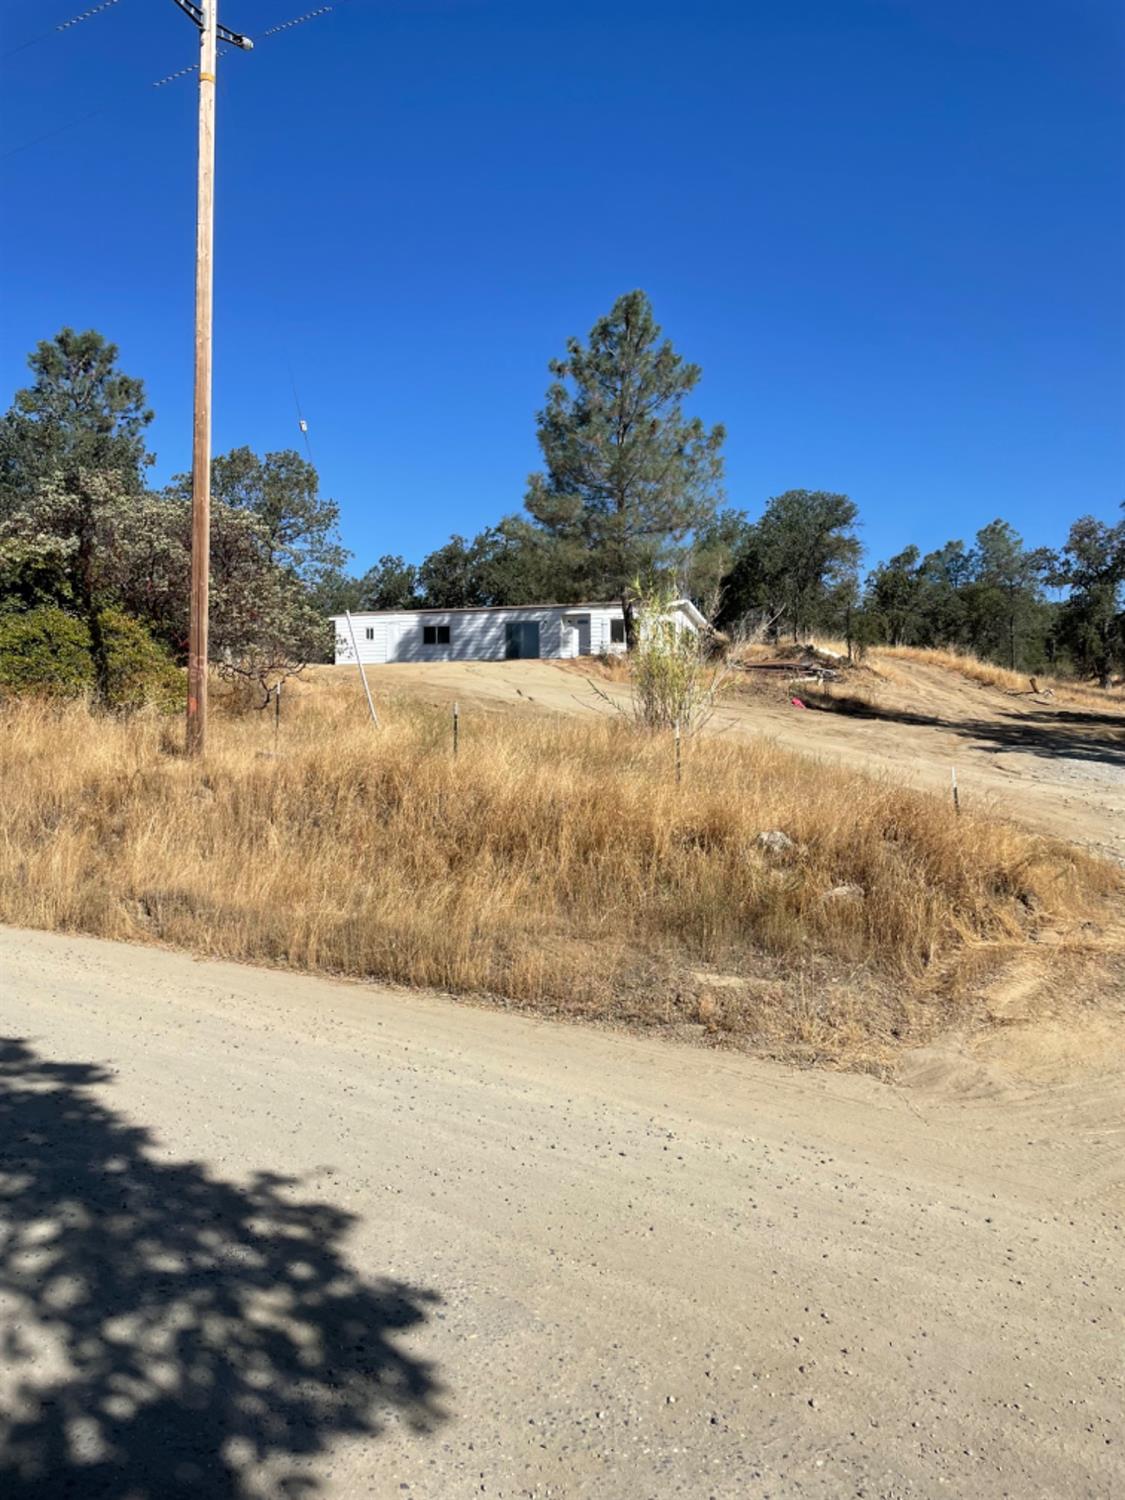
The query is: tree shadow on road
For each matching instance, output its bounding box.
[0,1037,446,1497]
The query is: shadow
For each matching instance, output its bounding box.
[803,694,1125,772]
[0,1038,446,1497]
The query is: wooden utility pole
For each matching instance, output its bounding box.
[186,0,217,756]
[171,0,252,755]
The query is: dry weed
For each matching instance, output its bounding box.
[0,683,1117,1065]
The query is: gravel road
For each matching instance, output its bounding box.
[1,928,1121,1498]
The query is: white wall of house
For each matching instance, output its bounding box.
[331,601,702,665]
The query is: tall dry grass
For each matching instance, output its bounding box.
[0,682,1117,1063]
[874,645,1125,709]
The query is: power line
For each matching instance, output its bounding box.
[1,0,360,162]
[153,62,199,88]
[56,0,124,33]
[263,7,335,40]
[1,0,127,62]
[288,362,316,467]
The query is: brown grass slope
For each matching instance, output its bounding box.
[875,644,1125,710]
[0,681,1118,1069]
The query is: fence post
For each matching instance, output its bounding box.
[453,700,459,757]
[674,719,682,785]
[951,766,960,815]
[274,680,281,754]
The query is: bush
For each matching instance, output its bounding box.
[0,606,182,711]
[627,581,730,734]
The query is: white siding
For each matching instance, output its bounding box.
[588,606,625,655]
[335,606,580,665]
[332,601,699,665]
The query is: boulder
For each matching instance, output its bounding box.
[824,883,865,902]
[756,830,796,855]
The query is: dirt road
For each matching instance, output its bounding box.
[321,658,1125,860]
[1,929,1121,1497]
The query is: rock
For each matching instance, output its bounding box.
[824,883,865,902]
[756,830,796,855]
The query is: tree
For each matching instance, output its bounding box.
[357,555,421,610]
[471,518,574,606]
[676,508,755,616]
[0,481,331,697]
[524,290,725,644]
[1052,509,1125,686]
[913,540,972,646]
[0,468,145,702]
[417,534,492,608]
[0,329,153,514]
[307,566,363,618]
[165,447,347,587]
[864,546,922,645]
[119,494,329,685]
[0,331,155,701]
[963,519,1052,670]
[722,490,861,640]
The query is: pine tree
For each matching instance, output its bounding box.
[0,328,152,513]
[525,291,725,643]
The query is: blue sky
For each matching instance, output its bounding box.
[2,0,1123,574]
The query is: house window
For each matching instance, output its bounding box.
[422,624,451,646]
[365,627,374,640]
[610,619,626,644]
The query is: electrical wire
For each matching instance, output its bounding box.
[1,0,127,62]
[152,62,198,88]
[263,7,335,40]
[1,0,364,164]
[288,362,316,467]
[56,0,124,33]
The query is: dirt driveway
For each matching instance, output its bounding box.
[2,928,1120,1498]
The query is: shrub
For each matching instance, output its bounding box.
[627,581,730,734]
[0,606,182,711]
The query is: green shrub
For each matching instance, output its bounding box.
[0,606,182,711]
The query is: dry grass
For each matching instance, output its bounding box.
[874,645,1125,709]
[0,681,1118,1068]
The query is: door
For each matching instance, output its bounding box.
[562,614,591,655]
[505,621,540,659]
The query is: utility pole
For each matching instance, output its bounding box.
[171,0,252,755]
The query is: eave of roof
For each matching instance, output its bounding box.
[330,601,622,619]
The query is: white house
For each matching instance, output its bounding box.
[331,599,708,665]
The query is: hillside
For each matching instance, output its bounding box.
[317,648,1125,861]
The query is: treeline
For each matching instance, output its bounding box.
[0,330,344,702]
[327,498,1125,686]
[321,289,1123,684]
[2,297,1122,706]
